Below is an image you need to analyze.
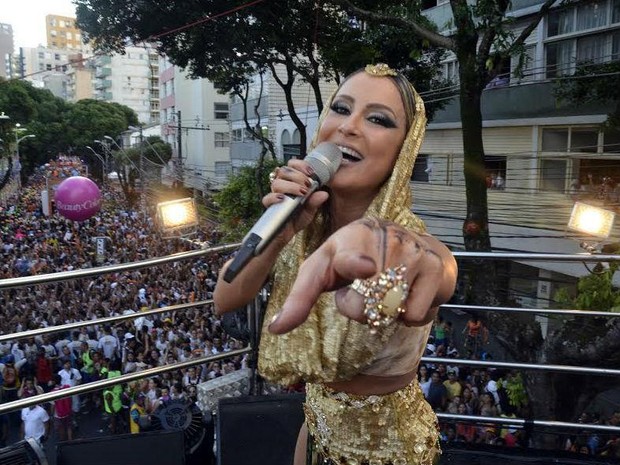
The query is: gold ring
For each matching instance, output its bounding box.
[268,169,278,185]
[350,265,409,334]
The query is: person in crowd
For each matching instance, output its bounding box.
[17,376,44,399]
[50,374,73,441]
[129,393,148,434]
[58,359,82,415]
[426,370,448,412]
[214,63,457,465]
[444,369,462,401]
[20,403,49,445]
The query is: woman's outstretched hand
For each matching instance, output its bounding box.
[267,219,457,334]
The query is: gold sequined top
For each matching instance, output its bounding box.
[258,67,433,386]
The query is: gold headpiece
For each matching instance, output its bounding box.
[365,63,398,77]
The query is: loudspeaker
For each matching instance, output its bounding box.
[217,393,305,465]
[56,429,185,465]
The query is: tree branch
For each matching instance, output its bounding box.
[331,0,455,51]
[511,0,557,52]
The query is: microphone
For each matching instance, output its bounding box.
[223,142,342,283]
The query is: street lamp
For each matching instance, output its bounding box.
[103,135,141,172]
[85,145,106,185]
[15,127,35,187]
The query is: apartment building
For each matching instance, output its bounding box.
[18,46,74,97]
[93,45,160,125]
[46,14,83,51]
[0,23,14,78]
[158,56,232,193]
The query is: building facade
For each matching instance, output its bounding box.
[93,45,160,125]
[0,23,14,78]
[415,0,620,308]
[45,15,84,51]
[158,56,232,193]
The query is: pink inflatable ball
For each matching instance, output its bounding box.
[54,176,102,222]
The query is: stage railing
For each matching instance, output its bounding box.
[1,247,619,437]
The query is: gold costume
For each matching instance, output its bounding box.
[258,65,440,465]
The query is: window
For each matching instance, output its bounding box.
[546,40,573,77]
[54,54,61,61]
[603,130,620,152]
[442,60,459,82]
[576,1,607,30]
[542,127,601,153]
[485,155,507,189]
[214,102,229,120]
[214,132,230,148]
[412,154,430,182]
[542,129,569,151]
[576,34,608,64]
[548,8,574,37]
[215,161,230,177]
[231,129,243,142]
[545,0,619,77]
[540,159,567,191]
[570,129,598,153]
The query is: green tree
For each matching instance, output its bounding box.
[555,60,620,131]
[213,159,281,242]
[0,79,70,183]
[65,99,138,148]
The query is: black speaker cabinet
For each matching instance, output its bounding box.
[217,393,305,465]
[56,429,185,465]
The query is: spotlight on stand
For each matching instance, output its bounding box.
[567,202,616,274]
[156,197,199,239]
[567,202,615,252]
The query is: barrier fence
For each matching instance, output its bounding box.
[0,247,619,438]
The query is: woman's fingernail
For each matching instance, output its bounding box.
[268,312,281,332]
[305,165,315,176]
[299,187,308,196]
[276,194,286,200]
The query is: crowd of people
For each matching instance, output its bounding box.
[425,314,620,458]
[0,160,247,448]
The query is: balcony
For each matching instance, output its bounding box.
[95,67,111,78]
[95,79,112,90]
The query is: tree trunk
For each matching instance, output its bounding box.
[458,54,491,252]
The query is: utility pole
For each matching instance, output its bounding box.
[139,126,146,218]
[177,110,183,187]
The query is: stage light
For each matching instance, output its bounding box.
[157,198,199,236]
[567,202,615,239]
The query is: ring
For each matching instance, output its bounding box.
[350,265,409,334]
[268,169,278,185]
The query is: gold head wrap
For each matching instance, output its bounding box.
[258,64,430,385]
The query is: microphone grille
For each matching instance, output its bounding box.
[305,142,342,186]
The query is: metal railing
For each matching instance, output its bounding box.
[1,246,619,438]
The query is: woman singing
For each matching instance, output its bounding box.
[214,63,458,465]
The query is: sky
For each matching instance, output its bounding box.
[2,0,77,50]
